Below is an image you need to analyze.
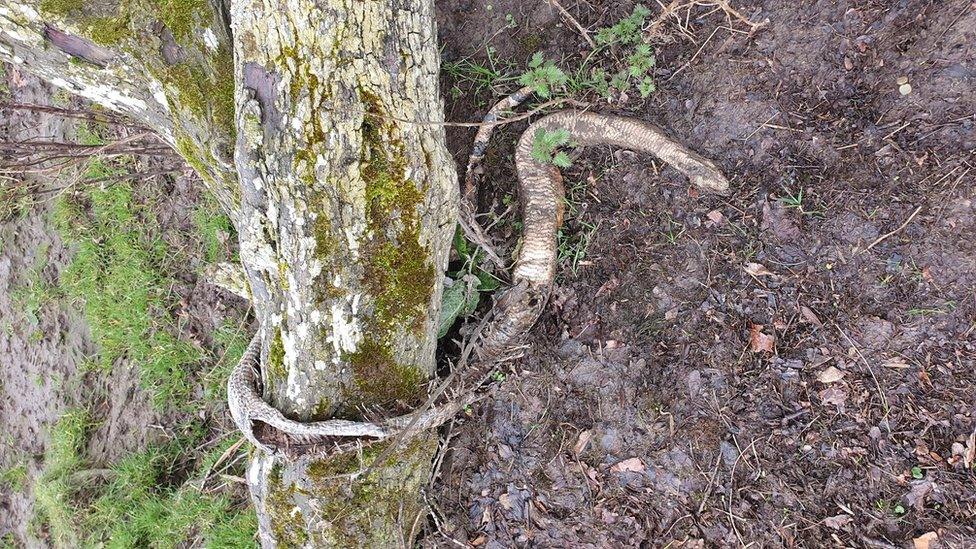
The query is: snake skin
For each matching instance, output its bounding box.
[476,110,730,356]
[228,110,730,456]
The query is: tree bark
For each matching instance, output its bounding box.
[1,0,457,545]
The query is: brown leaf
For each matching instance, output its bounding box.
[819,386,848,407]
[883,356,910,369]
[574,430,593,455]
[498,493,513,510]
[749,324,775,354]
[823,514,852,530]
[744,262,775,277]
[706,209,725,226]
[817,366,846,384]
[905,479,934,511]
[800,306,823,327]
[610,457,645,473]
[913,532,939,549]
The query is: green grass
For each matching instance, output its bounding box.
[55,167,203,406]
[194,194,235,264]
[10,241,55,330]
[33,411,256,548]
[0,462,28,491]
[28,129,256,545]
[33,409,91,548]
[203,321,250,401]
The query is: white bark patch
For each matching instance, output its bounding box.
[153,90,170,110]
[203,28,219,51]
[329,300,361,359]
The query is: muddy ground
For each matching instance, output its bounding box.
[1,0,974,547]
[431,0,975,547]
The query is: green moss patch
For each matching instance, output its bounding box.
[336,92,436,412]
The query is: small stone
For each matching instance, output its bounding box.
[896,76,909,85]
[899,83,913,95]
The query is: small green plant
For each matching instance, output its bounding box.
[779,188,805,211]
[593,4,656,98]
[661,217,686,245]
[531,127,574,168]
[595,4,652,46]
[910,465,924,479]
[0,463,28,491]
[438,229,502,338]
[519,52,568,98]
[491,370,506,382]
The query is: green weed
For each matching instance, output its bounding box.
[593,4,656,98]
[519,52,568,98]
[531,127,574,168]
[442,45,518,97]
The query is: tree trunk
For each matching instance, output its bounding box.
[1,0,457,545]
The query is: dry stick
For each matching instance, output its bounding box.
[861,205,923,253]
[547,0,596,49]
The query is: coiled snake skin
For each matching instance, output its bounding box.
[228,104,730,458]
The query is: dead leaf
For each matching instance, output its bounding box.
[610,457,645,473]
[965,430,976,469]
[706,210,725,226]
[498,493,513,510]
[800,306,823,327]
[749,324,775,354]
[819,386,848,407]
[883,356,910,369]
[574,430,593,455]
[913,532,938,549]
[744,262,775,277]
[905,479,934,511]
[817,366,846,384]
[823,514,852,530]
[8,66,26,88]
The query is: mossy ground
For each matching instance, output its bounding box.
[22,122,256,546]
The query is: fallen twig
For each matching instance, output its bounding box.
[861,205,924,253]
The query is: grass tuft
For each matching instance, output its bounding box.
[56,170,202,406]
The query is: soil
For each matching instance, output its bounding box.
[431,0,976,547]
